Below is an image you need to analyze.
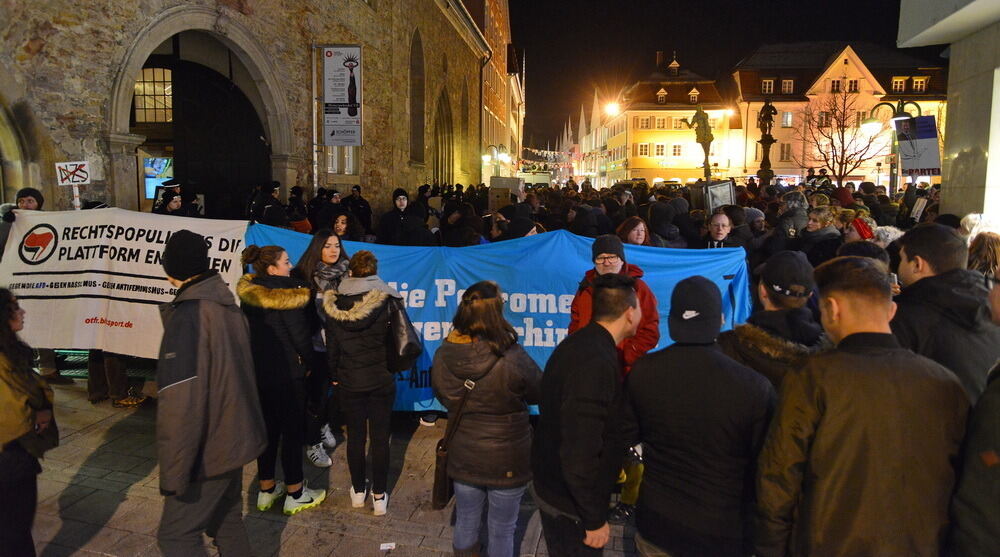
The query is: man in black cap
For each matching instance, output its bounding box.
[156,230,267,556]
[376,188,410,245]
[718,251,827,387]
[624,276,776,557]
[343,185,372,233]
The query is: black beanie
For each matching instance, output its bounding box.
[668,276,722,344]
[392,188,408,201]
[162,230,210,281]
[592,234,625,263]
[16,187,44,210]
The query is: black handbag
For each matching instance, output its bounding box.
[432,355,502,510]
[388,298,422,372]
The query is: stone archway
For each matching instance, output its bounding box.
[106,5,295,210]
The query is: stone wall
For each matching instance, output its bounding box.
[0,0,485,213]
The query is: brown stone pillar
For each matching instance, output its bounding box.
[106,133,146,211]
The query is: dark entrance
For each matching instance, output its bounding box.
[131,37,270,219]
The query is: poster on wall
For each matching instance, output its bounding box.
[894,115,941,176]
[322,45,363,147]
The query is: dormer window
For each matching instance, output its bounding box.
[657,88,667,104]
[913,77,928,92]
[892,77,907,93]
[761,79,774,94]
[781,79,794,94]
[688,87,699,104]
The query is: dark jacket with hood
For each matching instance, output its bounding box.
[431,332,542,488]
[793,226,842,267]
[891,269,1000,401]
[237,274,314,387]
[648,201,687,248]
[323,276,401,392]
[623,343,776,556]
[765,207,809,255]
[568,204,599,237]
[376,208,408,245]
[718,307,829,388]
[156,271,267,496]
[755,333,969,557]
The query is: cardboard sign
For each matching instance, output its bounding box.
[55,161,91,186]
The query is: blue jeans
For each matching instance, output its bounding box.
[453,481,527,557]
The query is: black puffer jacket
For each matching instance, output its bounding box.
[793,226,842,267]
[322,287,395,392]
[891,269,1000,401]
[431,332,542,488]
[237,274,314,386]
[718,308,830,387]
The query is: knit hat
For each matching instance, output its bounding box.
[850,218,875,240]
[392,188,408,201]
[761,251,815,298]
[162,230,209,281]
[744,207,765,222]
[592,234,625,263]
[668,276,722,343]
[16,187,44,210]
[505,217,536,239]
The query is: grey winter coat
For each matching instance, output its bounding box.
[156,271,267,496]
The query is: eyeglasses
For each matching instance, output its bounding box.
[595,255,621,264]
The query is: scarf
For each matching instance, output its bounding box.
[314,259,349,292]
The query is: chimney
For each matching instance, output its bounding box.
[656,50,664,69]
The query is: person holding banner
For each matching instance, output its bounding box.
[238,245,327,516]
[432,281,543,557]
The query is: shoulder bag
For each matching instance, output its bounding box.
[431,355,502,510]
[388,297,422,373]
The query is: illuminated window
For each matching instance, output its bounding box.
[655,143,665,157]
[639,117,651,129]
[638,143,650,156]
[672,144,682,157]
[708,118,717,129]
[892,78,906,93]
[781,112,793,128]
[133,67,173,123]
[781,79,794,94]
[655,117,666,129]
[913,77,927,92]
[657,88,667,104]
[761,79,774,94]
[673,118,686,130]
[830,79,841,93]
[848,79,859,93]
[780,143,792,161]
[818,112,831,127]
[855,111,867,128]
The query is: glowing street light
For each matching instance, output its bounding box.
[605,102,621,116]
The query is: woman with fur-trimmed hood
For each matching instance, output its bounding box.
[238,245,326,516]
[323,250,404,517]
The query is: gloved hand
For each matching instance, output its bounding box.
[1,210,14,223]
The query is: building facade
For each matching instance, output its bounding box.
[0,0,489,216]
[898,0,1000,216]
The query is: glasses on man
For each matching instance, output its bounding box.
[595,255,621,264]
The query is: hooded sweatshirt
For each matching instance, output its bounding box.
[891,268,1000,400]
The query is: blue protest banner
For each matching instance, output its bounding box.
[244,225,752,411]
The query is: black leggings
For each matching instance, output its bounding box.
[0,449,38,557]
[305,351,337,445]
[341,381,396,494]
[257,378,306,487]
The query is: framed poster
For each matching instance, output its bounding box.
[322,45,362,146]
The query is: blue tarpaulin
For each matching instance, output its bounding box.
[245,225,752,411]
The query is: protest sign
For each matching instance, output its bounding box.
[246,225,752,411]
[0,208,247,358]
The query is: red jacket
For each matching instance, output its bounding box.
[568,264,660,374]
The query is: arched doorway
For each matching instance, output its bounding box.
[107,5,293,215]
[433,91,454,185]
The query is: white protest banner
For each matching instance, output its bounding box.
[0,208,248,358]
[322,45,363,146]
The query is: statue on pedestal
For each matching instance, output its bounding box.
[757,98,778,186]
[682,105,714,181]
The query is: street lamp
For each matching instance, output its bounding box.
[862,100,922,195]
[605,102,620,117]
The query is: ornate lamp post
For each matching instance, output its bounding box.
[756,98,778,187]
[862,100,922,195]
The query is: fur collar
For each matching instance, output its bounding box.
[446,331,473,344]
[322,289,389,322]
[732,322,829,361]
[236,274,311,310]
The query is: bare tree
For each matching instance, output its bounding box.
[792,90,891,186]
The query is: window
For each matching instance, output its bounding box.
[708,118,718,129]
[326,147,339,173]
[133,67,173,123]
[657,89,667,104]
[848,79,859,93]
[344,146,356,174]
[761,79,774,94]
[892,78,906,93]
[638,143,650,156]
[655,143,666,157]
[689,93,698,104]
[409,31,425,162]
[855,111,867,128]
[673,118,686,130]
[913,77,927,92]
[633,116,640,128]
[781,79,794,94]
[781,111,793,128]
[639,117,651,129]
[818,111,831,127]
[754,143,762,161]
[655,117,666,129]
[830,79,841,93]
[672,144,682,157]
[780,143,792,161]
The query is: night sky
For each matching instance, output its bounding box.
[508,0,946,148]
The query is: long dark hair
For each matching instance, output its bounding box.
[0,289,33,370]
[451,281,518,356]
[292,229,350,282]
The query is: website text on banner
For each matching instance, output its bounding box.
[0,208,247,358]
[245,225,752,412]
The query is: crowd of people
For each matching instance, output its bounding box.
[2,174,1000,557]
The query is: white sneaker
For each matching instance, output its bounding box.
[307,443,332,467]
[320,423,338,449]
[283,484,326,515]
[256,481,286,511]
[350,485,367,508]
[372,493,388,516]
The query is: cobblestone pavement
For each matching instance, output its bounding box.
[35,379,637,556]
